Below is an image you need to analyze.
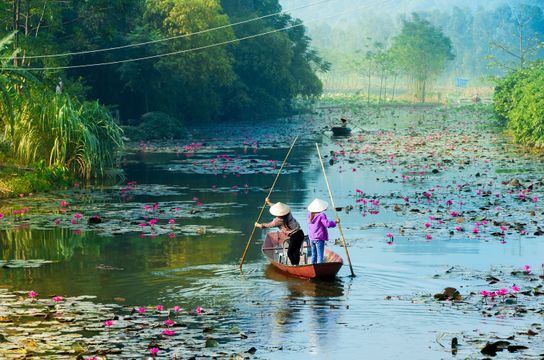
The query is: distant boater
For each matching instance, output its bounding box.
[340,117,348,128]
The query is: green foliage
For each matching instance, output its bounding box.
[3,162,74,195]
[494,61,544,148]
[221,0,326,118]
[8,92,123,179]
[123,112,184,140]
[390,14,454,102]
[493,68,531,125]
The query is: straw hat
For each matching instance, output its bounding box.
[307,198,329,213]
[269,202,291,216]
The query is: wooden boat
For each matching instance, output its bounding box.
[261,232,343,279]
[331,126,352,136]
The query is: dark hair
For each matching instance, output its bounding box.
[280,213,291,230]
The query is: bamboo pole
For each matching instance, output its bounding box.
[239,136,298,272]
[315,143,355,276]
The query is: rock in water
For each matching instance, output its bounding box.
[433,287,462,301]
[510,178,521,187]
[481,341,510,356]
[88,216,102,225]
[451,337,458,355]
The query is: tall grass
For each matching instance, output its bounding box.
[9,91,124,179]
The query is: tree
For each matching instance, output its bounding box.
[489,3,544,70]
[221,0,326,118]
[384,14,454,102]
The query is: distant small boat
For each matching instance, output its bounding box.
[261,232,343,279]
[331,127,352,136]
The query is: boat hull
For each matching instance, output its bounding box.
[262,232,343,280]
[331,127,352,136]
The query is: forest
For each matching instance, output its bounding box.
[0,0,543,187]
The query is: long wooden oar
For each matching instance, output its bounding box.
[239,136,299,273]
[315,143,355,277]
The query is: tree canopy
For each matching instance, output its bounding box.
[390,14,454,102]
[1,0,326,124]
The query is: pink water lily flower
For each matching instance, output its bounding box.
[149,219,158,226]
[479,290,489,297]
[74,213,82,219]
[103,320,113,327]
[0,213,4,219]
[424,223,431,228]
[149,347,159,356]
[168,219,175,224]
[28,290,38,298]
[523,265,531,274]
[472,228,479,234]
[137,307,146,314]
[195,306,203,314]
[511,285,520,293]
[496,288,508,296]
[164,319,175,326]
[52,296,64,302]
[156,304,164,311]
[425,234,432,240]
[173,305,181,313]
[162,329,176,336]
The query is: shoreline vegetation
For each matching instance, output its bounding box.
[0,93,531,199]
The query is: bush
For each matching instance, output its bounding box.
[8,92,124,179]
[494,61,544,148]
[493,68,531,126]
[123,112,184,141]
[3,162,74,195]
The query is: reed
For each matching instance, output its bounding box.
[9,92,123,179]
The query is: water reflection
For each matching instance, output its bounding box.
[264,265,345,356]
[264,265,344,298]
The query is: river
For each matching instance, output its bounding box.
[1,105,544,358]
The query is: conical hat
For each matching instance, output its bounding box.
[307,198,329,213]
[269,202,291,217]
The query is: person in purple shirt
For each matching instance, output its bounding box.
[307,198,338,264]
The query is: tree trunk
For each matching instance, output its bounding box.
[367,73,371,105]
[383,76,388,102]
[22,0,30,65]
[391,74,397,102]
[378,69,384,103]
[13,0,20,66]
[35,0,47,37]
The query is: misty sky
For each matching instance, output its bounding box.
[279,0,534,26]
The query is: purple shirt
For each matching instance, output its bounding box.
[307,212,336,241]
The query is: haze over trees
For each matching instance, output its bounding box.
[389,14,454,102]
[287,0,544,92]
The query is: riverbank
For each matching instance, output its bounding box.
[0,162,74,199]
